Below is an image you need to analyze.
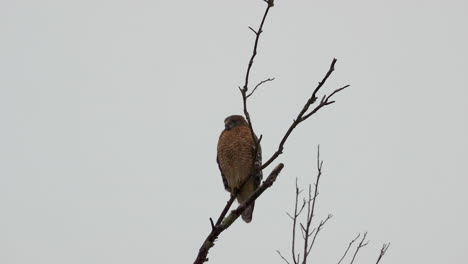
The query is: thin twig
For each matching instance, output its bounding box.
[375,243,391,264]
[214,194,236,226]
[248,26,258,35]
[337,233,361,264]
[291,179,300,264]
[290,178,306,264]
[301,147,324,264]
[209,218,215,230]
[349,232,369,264]
[300,84,350,121]
[307,214,333,255]
[247,77,275,98]
[277,250,291,264]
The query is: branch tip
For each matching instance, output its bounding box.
[209,218,215,230]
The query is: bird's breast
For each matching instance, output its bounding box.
[217,126,255,189]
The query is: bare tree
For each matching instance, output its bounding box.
[276,150,391,264]
[193,1,356,263]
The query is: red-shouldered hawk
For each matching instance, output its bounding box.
[217,115,262,223]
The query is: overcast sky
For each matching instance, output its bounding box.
[1,0,467,263]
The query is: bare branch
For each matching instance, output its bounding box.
[246,77,275,98]
[337,233,361,264]
[375,243,391,264]
[300,84,350,121]
[291,178,302,264]
[307,214,333,255]
[301,149,324,264]
[277,250,291,264]
[260,59,349,171]
[193,164,284,264]
[298,200,306,216]
[327,85,349,101]
[349,232,369,264]
[240,1,274,146]
[214,193,236,226]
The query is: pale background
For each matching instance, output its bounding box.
[1,0,467,263]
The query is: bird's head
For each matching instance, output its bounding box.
[224,115,248,130]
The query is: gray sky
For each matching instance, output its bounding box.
[1,0,467,263]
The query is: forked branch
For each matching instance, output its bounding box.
[277,147,332,264]
[261,59,349,170]
[375,243,391,264]
[349,232,369,264]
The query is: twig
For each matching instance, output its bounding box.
[375,243,391,264]
[349,232,369,264]
[337,233,361,264]
[307,214,333,255]
[261,59,349,170]
[277,250,291,264]
[301,147,324,264]
[214,194,236,226]
[248,26,258,35]
[193,164,284,264]
[209,218,215,230]
[300,84,349,121]
[247,77,275,98]
[290,178,306,264]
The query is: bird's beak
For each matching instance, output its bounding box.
[224,121,231,130]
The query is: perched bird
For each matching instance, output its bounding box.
[217,115,263,223]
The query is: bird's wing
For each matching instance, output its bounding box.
[216,155,231,192]
[253,134,263,188]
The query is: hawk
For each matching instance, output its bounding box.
[217,115,263,223]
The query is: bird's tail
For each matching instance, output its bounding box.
[241,202,255,223]
[237,179,256,223]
